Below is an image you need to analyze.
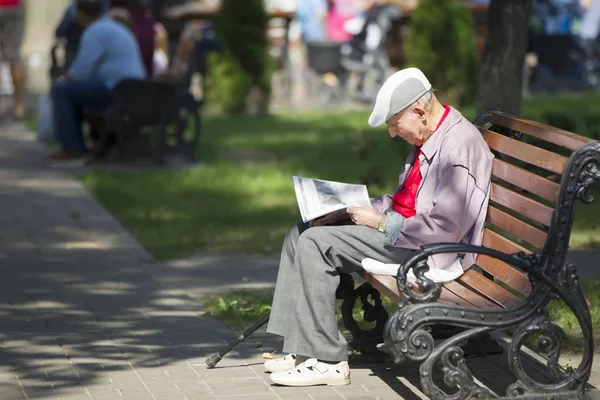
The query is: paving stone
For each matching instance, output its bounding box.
[133,365,200,383]
[209,379,274,396]
[265,395,312,400]
[201,366,257,380]
[143,381,212,397]
[283,393,343,400]
[272,385,345,398]
[218,396,280,400]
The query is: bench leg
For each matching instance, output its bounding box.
[336,274,389,354]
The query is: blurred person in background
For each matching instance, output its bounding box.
[0,0,25,118]
[151,0,187,62]
[55,0,110,67]
[580,0,600,46]
[109,0,156,76]
[327,0,359,42]
[297,0,328,43]
[579,0,600,85]
[50,0,146,160]
[153,22,169,77]
[108,6,134,30]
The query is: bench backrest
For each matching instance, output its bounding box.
[449,112,594,309]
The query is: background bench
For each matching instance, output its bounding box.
[337,112,598,399]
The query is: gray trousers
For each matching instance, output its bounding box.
[266,221,414,362]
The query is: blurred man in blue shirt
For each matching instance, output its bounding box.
[296,0,328,43]
[50,0,146,160]
[55,0,110,66]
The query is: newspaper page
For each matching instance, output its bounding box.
[292,176,372,222]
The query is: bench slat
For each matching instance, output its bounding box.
[437,287,474,306]
[359,272,402,301]
[442,280,501,309]
[482,228,531,255]
[359,270,478,306]
[491,158,560,203]
[457,269,522,308]
[486,206,547,249]
[474,255,532,296]
[491,113,593,151]
[490,183,554,227]
[480,128,568,175]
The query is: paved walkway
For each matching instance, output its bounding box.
[0,120,598,399]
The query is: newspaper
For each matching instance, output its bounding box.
[292,176,372,222]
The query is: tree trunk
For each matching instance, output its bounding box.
[475,0,532,116]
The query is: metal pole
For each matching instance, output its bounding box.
[205,312,270,369]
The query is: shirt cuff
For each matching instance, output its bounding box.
[384,210,405,246]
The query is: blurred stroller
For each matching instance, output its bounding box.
[340,3,401,102]
[304,41,347,104]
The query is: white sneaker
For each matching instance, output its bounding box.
[270,358,350,386]
[264,353,307,373]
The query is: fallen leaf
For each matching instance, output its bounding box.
[262,352,273,359]
[255,342,263,348]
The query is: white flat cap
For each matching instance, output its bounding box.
[368,67,432,128]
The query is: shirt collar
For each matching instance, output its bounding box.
[420,105,458,161]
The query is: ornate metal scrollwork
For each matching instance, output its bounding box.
[508,314,573,395]
[545,142,600,259]
[384,241,594,398]
[507,262,595,394]
[576,156,600,204]
[396,256,442,308]
[510,251,542,270]
[506,262,592,395]
[338,275,389,353]
[419,327,496,400]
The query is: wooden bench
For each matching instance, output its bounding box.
[337,112,599,399]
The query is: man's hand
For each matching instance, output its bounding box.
[347,207,384,229]
[310,208,350,227]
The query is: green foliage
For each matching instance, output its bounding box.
[406,0,479,106]
[207,0,273,114]
[206,51,253,115]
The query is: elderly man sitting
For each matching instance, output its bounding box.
[264,67,494,387]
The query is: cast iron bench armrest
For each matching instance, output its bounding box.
[386,241,594,397]
[396,242,544,305]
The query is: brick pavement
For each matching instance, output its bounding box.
[0,120,597,399]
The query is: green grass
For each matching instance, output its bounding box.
[203,279,600,354]
[546,278,600,353]
[201,288,398,334]
[202,290,275,332]
[80,109,412,259]
[79,93,600,259]
[25,115,37,133]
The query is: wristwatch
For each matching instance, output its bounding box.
[377,214,387,233]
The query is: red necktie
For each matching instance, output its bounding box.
[391,150,422,218]
[390,105,450,218]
